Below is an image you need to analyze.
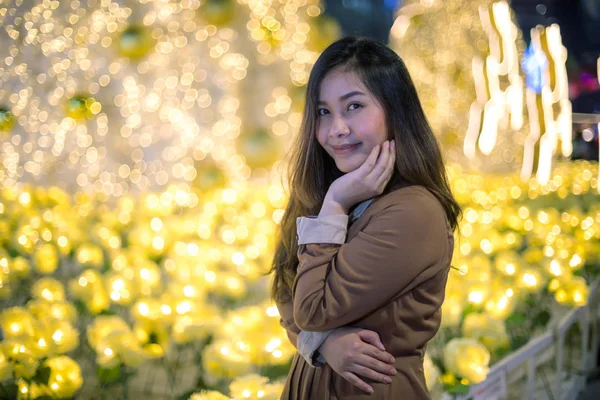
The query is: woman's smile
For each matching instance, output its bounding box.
[332,143,362,155]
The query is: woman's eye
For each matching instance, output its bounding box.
[317,108,329,116]
[348,103,362,111]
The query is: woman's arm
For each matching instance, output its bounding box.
[293,189,450,332]
[277,297,334,366]
[278,280,397,393]
[297,330,333,366]
[279,306,397,394]
[276,299,300,349]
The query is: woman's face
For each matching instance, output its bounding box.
[316,69,388,173]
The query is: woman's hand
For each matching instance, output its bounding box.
[320,140,396,216]
[317,327,397,394]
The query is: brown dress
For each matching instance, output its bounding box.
[277,185,455,399]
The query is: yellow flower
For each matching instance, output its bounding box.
[423,353,441,390]
[34,243,59,274]
[0,340,39,379]
[48,320,80,355]
[172,305,222,345]
[132,259,163,297]
[16,378,50,399]
[202,340,253,385]
[229,374,269,399]
[27,300,78,323]
[0,349,13,381]
[0,307,36,340]
[11,256,31,279]
[134,320,169,359]
[215,305,295,366]
[554,275,589,306]
[462,313,509,351]
[30,321,53,359]
[87,316,147,367]
[441,371,457,386]
[0,259,10,289]
[228,374,284,400]
[76,243,104,268]
[441,291,464,327]
[105,272,136,306]
[45,356,83,398]
[189,390,231,400]
[69,269,110,314]
[32,277,66,302]
[443,338,490,384]
[87,316,131,349]
[132,298,163,321]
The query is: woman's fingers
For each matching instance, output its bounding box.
[356,329,385,352]
[361,344,396,365]
[357,353,397,377]
[351,363,393,384]
[342,372,374,394]
[368,140,395,183]
[374,140,395,188]
[357,144,381,176]
[366,141,390,180]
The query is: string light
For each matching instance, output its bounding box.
[521,24,572,184]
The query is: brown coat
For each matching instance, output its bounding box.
[277,185,454,399]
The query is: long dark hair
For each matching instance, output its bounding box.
[270,36,461,303]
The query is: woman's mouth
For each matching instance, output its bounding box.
[332,143,361,155]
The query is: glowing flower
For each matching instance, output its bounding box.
[202,340,253,385]
[0,340,39,379]
[11,257,31,279]
[87,316,147,368]
[189,391,231,400]
[462,313,509,351]
[229,374,284,400]
[32,277,66,302]
[34,243,59,274]
[75,243,104,268]
[443,338,490,384]
[0,307,36,340]
[423,353,441,391]
[0,349,13,381]
[171,304,222,345]
[27,300,78,323]
[69,269,110,314]
[45,356,83,398]
[16,378,49,399]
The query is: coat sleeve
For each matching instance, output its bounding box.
[276,299,300,349]
[292,191,450,332]
[276,299,335,367]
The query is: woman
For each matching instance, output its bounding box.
[271,37,461,399]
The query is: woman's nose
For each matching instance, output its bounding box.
[329,115,350,137]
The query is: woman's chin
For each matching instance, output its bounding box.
[335,161,361,174]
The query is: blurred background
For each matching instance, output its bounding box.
[0,1,599,399]
[325,0,600,111]
[325,0,600,161]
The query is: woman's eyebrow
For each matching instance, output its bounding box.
[317,90,366,105]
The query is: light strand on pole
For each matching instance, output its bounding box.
[464,1,523,159]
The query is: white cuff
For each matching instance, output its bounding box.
[297,330,334,367]
[296,214,348,245]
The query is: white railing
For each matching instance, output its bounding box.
[442,279,600,400]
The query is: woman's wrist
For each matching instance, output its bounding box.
[319,195,349,217]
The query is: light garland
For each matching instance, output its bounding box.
[521,24,572,184]
[464,1,523,158]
